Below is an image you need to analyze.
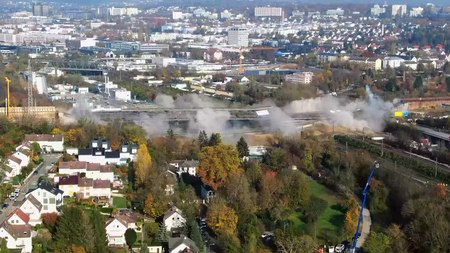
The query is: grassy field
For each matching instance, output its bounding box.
[287,179,345,242]
[112,196,128,208]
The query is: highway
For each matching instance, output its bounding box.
[416,125,450,142]
[0,154,61,223]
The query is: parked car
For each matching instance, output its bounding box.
[14,188,20,194]
[335,244,345,253]
[2,203,8,209]
[328,246,335,253]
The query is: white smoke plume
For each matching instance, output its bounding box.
[153,94,175,108]
[284,86,394,132]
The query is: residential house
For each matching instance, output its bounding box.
[168,236,199,253]
[19,195,43,226]
[58,175,111,199]
[78,141,138,166]
[163,207,186,232]
[0,222,32,253]
[24,134,64,153]
[58,161,114,182]
[0,209,32,253]
[105,214,137,246]
[4,145,31,180]
[178,160,199,176]
[25,182,63,213]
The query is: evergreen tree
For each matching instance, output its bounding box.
[158,222,169,243]
[189,220,205,252]
[208,133,222,146]
[125,228,137,249]
[236,136,249,158]
[55,206,94,251]
[89,209,108,253]
[413,76,423,89]
[198,130,208,149]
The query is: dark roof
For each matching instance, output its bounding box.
[9,156,22,165]
[105,150,120,159]
[163,206,184,221]
[37,181,63,195]
[78,148,93,156]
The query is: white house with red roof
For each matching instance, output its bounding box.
[57,161,114,182]
[0,209,32,253]
[105,214,137,246]
[58,175,111,199]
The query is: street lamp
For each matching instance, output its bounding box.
[371,136,384,157]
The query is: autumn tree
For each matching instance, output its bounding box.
[236,136,249,158]
[206,201,238,236]
[198,144,241,190]
[344,197,361,238]
[275,229,317,253]
[41,212,58,232]
[143,193,166,219]
[135,144,152,185]
[386,224,409,253]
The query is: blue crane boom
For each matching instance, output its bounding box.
[351,161,379,253]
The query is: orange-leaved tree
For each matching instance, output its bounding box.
[198,143,241,191]
[206,201,238,236]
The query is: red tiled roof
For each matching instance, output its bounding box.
[93,180,110,188]
[58,175,79,185]
[0,222,31,239]
[7,208,30,224]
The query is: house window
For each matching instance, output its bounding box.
[43,199,48,204]
[43,192,47,198]
[44,205,48,210]
[49,198,55,204]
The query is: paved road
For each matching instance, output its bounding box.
[0,154,60,223]
[356,207,372,249]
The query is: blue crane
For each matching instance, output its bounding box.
[351,161,379,253]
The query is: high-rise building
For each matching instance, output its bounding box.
[392,5,407,17]
[371,4,386,17]
[254,7,284,18]
[228,27,249,48]
[410,7,424,17]
[32,3,49,16]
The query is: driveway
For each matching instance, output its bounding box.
[0,153,61,223]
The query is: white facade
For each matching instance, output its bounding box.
[172,11,183,20]
[164,207,186,231]
[254,7,284,17]
[285,72,314,85]
[108,7,139,16]
[105,216,136,246]
[410,7,424,17]
[383,57,405,69]
[392,5,407,16]
[19,197,42,226]
[371,5,386,16]
[25,184,63,213]
[228,27,249,47]
[110,88,131,102]
[0,225,32,253]
[24,134,64,153]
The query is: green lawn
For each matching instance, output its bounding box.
[286,178,345,242]
[112,196,128,208]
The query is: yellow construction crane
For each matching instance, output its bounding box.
[4,76,11,119]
